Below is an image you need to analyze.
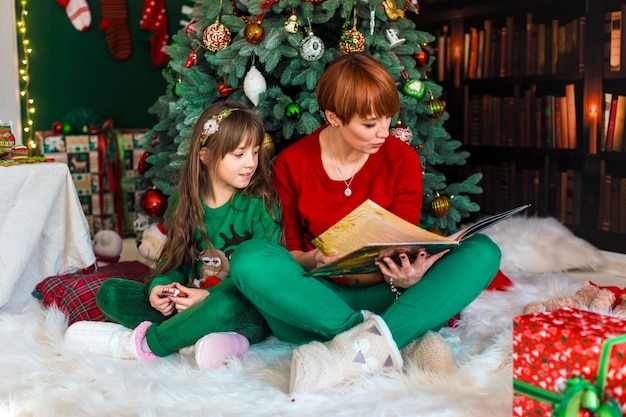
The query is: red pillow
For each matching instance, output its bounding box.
[33,261,151,325]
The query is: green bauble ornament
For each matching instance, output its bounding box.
[285,103,302,119]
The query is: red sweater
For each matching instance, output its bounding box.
[272,125,424,252]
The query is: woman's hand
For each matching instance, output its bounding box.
[375,249,449,289]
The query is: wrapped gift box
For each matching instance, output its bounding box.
[513,307,626,416]
[35,129,150,236]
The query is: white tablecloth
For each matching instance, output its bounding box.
[0,162,95,310]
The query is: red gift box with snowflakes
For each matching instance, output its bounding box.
[513,307,626,416]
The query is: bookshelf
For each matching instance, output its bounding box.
[413,0,626,253]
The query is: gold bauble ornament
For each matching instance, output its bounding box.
[262,133,275,158]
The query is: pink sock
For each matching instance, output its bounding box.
[195,332,250,370]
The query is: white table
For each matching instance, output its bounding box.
[0,162,95,311]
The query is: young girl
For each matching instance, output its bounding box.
[65,101,283,369]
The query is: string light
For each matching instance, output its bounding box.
[17,0,36,153]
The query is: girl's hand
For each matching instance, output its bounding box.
[375,249,450,289]
[149,284,177,317]
[168,282,210,313]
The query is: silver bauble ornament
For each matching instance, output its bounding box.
[299,27,325,61]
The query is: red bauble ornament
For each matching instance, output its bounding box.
[414,48,430,68]
[137,151,152,175]
[203,22,231,52]
[245,21,265,44]
[431,195,450,217]
[141,188,168,218]
[52,121,63,133]
[339,28,365,54]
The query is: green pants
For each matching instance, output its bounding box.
[96,277,270,357]
[230,234,501,348]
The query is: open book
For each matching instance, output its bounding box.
[305,199,530,277]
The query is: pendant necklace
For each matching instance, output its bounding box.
[328,143,366,197]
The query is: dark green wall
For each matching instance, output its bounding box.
[19,0,183,131]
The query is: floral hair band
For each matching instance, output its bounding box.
[200,108,233,145]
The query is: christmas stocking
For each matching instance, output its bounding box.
[56,0,91,31]
[99,0,132,61]
[140,0,170,66]
[179,0,197,31]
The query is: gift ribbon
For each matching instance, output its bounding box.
[96,128,126,238]
[514,333,626,416]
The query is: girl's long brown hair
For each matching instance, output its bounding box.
[151,100,282,278]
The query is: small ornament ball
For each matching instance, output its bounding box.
[62,122,73,135]
[285,103,302,120]
[262,133,275,158]
[339,28,366,54]
[414,48,430,68]
[141,188,168,218]
[431,195,450,217]
[429,98,445,117]
[245,21,265,44]
[299,28,325,61]
[203,22,231,52]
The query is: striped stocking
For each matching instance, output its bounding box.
[56,0,91,31]
[99,0,132,61]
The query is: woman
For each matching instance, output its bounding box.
[230,54,501,393]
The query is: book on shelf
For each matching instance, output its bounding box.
[603,92,613,147]
[610,10,622,71]
[305,199,530,277]
[611,95,626,152]
[483,19,492,78]
[605,95,619,152]
[468,27,479,79]
[565,84,577,149]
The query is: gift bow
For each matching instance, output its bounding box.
[514,378,620,417]
[514,333,626,417]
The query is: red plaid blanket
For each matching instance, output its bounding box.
[33,261,151,325]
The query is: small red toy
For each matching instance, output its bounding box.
[160,287,188,298]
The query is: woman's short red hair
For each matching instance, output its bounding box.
[316,53,400,123]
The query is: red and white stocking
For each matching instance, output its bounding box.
[56,0,91,31]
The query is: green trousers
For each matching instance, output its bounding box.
[96,277,270,357]
[230,233,501,348]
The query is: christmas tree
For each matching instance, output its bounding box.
[138,0,483,233]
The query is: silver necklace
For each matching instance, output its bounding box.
[328,144,365,197]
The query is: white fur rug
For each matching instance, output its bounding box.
[1,217,625,417]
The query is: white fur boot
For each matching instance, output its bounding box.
[65,321,157,360]
[289,314,403,394]
[402,331,455,373]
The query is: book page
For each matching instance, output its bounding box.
[311,200,453,256]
